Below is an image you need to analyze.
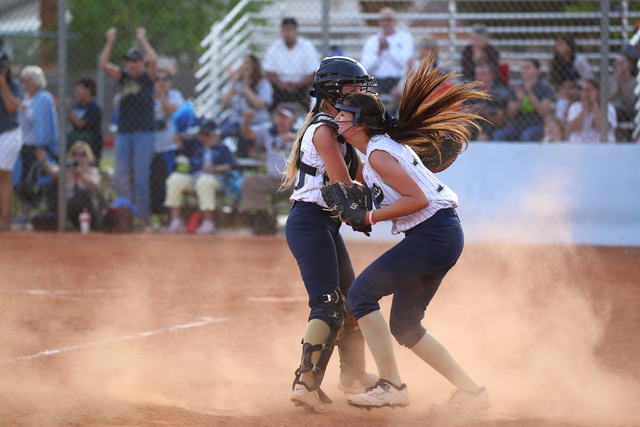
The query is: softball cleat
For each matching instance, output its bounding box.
[337,372,379,395]
[291,381,327,413]
[430,386,491,415]
[347,378,409,410]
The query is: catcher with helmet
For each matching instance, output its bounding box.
[281,56,378,413]
[322,56,493,414]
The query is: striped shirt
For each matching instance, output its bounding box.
[363,134,458,234]
[290,121,349,208]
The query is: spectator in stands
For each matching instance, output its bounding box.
[34,140,100,230]
[567,78,616,144]
[609,47,638,142]
[0,52,21,231]
[150,67,184,216]
[494,58,554,142]
[360,7,414,96]
[541,115,567,143]
[15,65,59,229]
[263,17,320,108]
[328,45,345,57]
[469,61,513,141]
[548,33,593,121]
[164,119,236,234]
[239,102,296,235]
[67,77,102,164]
[220,54,273,157]
[461,24,501,84]
[397,36,453,98]
[100,27,157,229]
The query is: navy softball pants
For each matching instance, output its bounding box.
[286,201,355,324]
[348,208,464,349]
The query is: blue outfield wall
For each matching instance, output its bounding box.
[341,143,640,247]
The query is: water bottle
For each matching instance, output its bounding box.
[79,210,91,234]
[175,154,190,173]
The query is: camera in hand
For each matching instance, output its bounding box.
[66,159,80,169]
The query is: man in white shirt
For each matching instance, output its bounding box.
[360,7,414,95]
[263,17,320,108]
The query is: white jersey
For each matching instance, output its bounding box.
[290,121,348,208]
[363,134,458,234]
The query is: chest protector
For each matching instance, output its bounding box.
[295,113,360,183]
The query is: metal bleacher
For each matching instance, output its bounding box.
[195,0,640,141]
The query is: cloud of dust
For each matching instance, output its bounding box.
[1,237,321,426]
[389,167,640,426]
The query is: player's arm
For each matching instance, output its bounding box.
[355,159,365,184]
[313,125,353,184]
[367,149,429,224]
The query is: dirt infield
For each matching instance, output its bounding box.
[1,232,639,427]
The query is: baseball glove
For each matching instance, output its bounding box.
[422,133,462,173]
[321,182,372,236]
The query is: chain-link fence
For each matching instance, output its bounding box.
[0,0,638,234]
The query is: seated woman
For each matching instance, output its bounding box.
[35,140,100,230]
[219,54,273,157]
[548,34,593,121]
[567,79,617,144]
[609,47,638,142]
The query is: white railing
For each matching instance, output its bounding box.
[195,0,640,130]
[630,28,640,142]
[194,0,253,119]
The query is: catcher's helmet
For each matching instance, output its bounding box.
[312,56,377,106]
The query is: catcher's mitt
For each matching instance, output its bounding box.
[422,133,463,173]
[321,182,372,236]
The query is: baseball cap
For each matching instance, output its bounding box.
[275,103,295,118]
[199,119,218,135]
[123,48,144,61]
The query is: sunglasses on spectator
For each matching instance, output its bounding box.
[72,151,87,157]
[156,76,171,81]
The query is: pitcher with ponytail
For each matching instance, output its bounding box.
[330,56,493,414]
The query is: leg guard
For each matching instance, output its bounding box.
[337,310,379,392]
[293,287,346,394]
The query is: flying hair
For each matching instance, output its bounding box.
[339,55,490,161]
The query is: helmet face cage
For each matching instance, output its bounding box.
[333,102,362,126]
[331,101,376,138]
[335,99,383,125]
[317,77,377,105]
[313,57,377,105]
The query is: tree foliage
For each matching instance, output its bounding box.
[66,0,260,72]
